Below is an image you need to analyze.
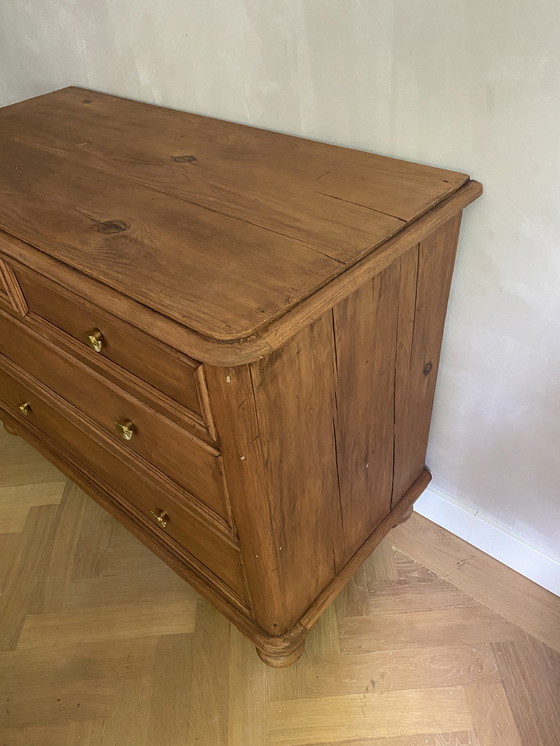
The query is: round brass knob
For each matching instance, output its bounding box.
[150,509,169,529]
[18,401,31,416]
[82,328,104,353]
[114,419,136,441]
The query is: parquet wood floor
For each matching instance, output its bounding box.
[1,423,559,745]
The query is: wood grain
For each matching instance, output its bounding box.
[464,683,523,746]
[14,305,212,443]
[0,503,59,650]
[15,264,204,419]
[492,634,560,746]
[392,214,462,504]
[267,688,473,744]
[0,86,474,347]
[0,84,467,230]
[339,605,526,653]
[0,351,230,536]
[0,94,409,259]
[147,634,192,745]
[248,313,345,631]
[0,308,227,517]
[268,645,500,701]
[0,360,246,598]
[0,134,371,341]
[0,179,481,366]
[204,361,287,632]
[0,480,65,534]
[391,512,560,653]
[306,736,479,746]
[187,603,231,745]
[206,234,450,640]
[331,257,400,555]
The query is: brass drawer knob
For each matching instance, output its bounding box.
[82,328,104,353]
[18,401,31,416]
[114,419,136,441]
[150,509,169,528]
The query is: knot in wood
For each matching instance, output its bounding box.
[172,155,197,164]
[95,220,129,235]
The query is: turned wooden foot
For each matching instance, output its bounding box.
[392,505,413,528]
[2,420,19,436]
[256,639,305,668]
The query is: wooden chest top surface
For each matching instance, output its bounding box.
[0,86,469,343]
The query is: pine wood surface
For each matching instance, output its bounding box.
[0,179,481,368]
[1,425,559,745]
[15,265,205,421]
[0,307,234,531]
[0,87,472,345]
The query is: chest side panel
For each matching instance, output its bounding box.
[391,213,462,504]
[330,255,402,556]
[207,215,463,636]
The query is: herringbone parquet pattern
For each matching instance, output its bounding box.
[1,422,559,746]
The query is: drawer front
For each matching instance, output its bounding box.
[0,308,229,521]
[14,265,206,422]
[0,362,246,600]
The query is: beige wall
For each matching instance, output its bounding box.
[1,1,559,555]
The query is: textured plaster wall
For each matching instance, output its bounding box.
[1,1,559,555]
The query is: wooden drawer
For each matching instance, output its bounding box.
[13,264,209,427]
[0,360,246,600]
[0,308,229,522]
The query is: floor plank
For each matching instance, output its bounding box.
[267,688,472,745]
[147,634,192,746]
[339,605,525,652]
[464,683,522,746]
[17,597,197,650]
[492,634,560,746]
[392,513,560,653]
[268,645,500,701]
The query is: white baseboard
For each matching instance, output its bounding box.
[414,486,560,597]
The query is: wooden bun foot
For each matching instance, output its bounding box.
[392,505,413,528]
[3,420,19,436]
[256,640,305,668]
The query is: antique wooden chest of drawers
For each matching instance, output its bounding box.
[0,87,481,666]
